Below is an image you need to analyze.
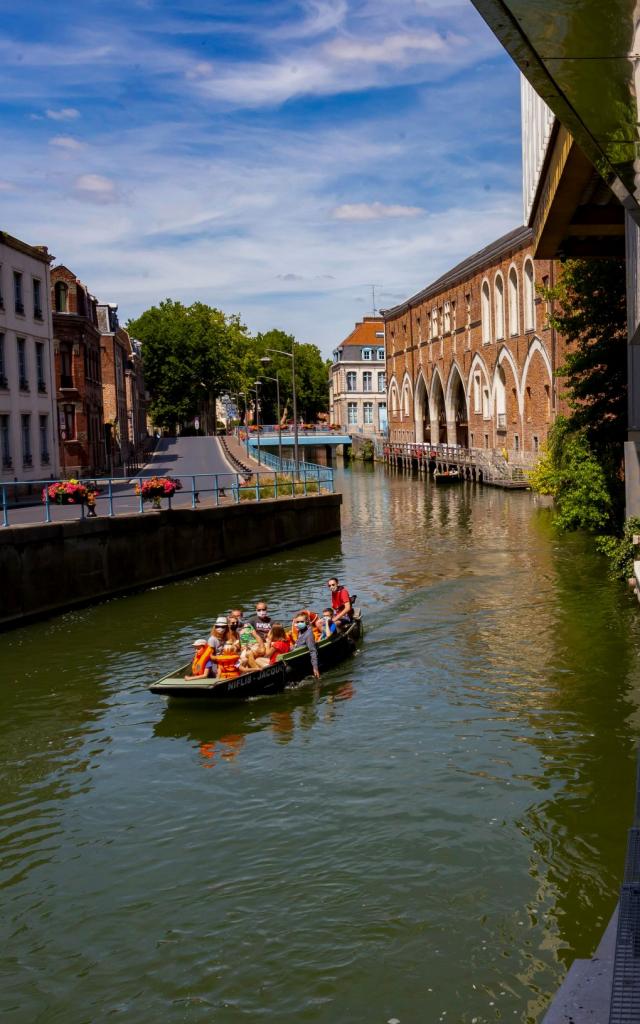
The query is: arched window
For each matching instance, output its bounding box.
[494,275,505,340]
[524,259,535,331]
[495,365,506,429]
[54,281,68,313]
[403,385,411,416]
[481,281,491,344]
[508,267,519,335]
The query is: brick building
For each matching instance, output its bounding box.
[383,226,565,455]
[97,303,132,471]
[0,232,59,482]
[126,337,149,454]
[51,265,106,476]
[329,316,388,435]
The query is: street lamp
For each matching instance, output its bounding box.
[251,381,262,465]
[259,373,282,465]
[261,343,299,476]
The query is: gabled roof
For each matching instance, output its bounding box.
[381,225,532,319]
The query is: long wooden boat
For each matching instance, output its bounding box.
[149,614,363,700]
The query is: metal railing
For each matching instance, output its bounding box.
[383,440,538,484]
[246,443,334,479]
[1,468,335,528]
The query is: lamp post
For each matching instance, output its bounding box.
[261,343,298,476]
[252,381,262,465]
[259,373,282,466]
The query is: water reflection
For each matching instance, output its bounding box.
[153,680,357,767]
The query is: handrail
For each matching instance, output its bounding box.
[1,468,334,527]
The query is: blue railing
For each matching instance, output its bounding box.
[1,468,334,528]
[246,443,334,479]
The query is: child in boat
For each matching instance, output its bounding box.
[237,620,266,672]
[184,638,215,680]
[244,624,293,670]
[321,608,337,638]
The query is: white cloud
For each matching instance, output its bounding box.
[332,202,425,221]
[74,174,118,203]
[50,135,86,151]
[46,107,80,121]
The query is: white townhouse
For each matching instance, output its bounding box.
[329,316,388,436]
[0,232,59,484]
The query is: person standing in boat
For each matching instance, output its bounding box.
[292,612,320,679]
[327,577,352,628]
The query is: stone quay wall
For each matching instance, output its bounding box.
[0,493,341,630]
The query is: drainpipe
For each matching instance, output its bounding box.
[408,304,416,441]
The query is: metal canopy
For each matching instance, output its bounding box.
[472,0,640,220]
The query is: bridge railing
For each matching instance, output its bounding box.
[1,468,334,528]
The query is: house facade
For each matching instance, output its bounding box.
[0,232,59,483]
[51,265,106,476]
[329,316,388,436]
[383,227,565,455]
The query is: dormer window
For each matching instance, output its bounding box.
[362,348,372,360]
[54,281,68,313]
[375,331,384,339]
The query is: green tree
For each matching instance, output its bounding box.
[543,258,626,456]
[532,259,627,527]
[252,330,329,423]
[128,300,248,431]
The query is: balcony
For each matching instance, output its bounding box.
[19,377,29,392]
[15,301,25,316]
[60,374,74,389]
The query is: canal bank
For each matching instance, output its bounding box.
[0,492,341,629]
[1,465,639,1024]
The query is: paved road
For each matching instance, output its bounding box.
[2,437,264,528]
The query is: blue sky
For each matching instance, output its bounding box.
[0,0,522,356]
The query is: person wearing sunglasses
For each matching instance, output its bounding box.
[327,577,352,627]
[292,611,320,679]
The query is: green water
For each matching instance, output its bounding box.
[2,465,640,1024]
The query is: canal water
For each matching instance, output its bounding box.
[2,465,640,1024]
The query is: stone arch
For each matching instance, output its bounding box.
[508,263,519,336]
[430,369,447,444]
[493,347,520,448]
[388,376,400,417]
[522,338,553,451]
[494,272,505,340]
[446,362,469,447]
[401,372,413,419]
[496,345,522,417]
[414,371,431,444]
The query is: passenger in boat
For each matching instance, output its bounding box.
[184,638,215,680]
[267,624,293,663]
[237,620,266,672]
[248,600,272,642]
[321,608,337,637]
[229,608,245,627]
[290,609,322,643]
[208,615,232,654]
[327,577,352,627]
[292,611,320,679]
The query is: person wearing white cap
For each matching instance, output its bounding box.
[183,638,215,681]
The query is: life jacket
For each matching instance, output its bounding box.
[290,610,321,642]
[213,651,241,680]
[191,645,213,676]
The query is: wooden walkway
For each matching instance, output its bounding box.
[382,441,536,489]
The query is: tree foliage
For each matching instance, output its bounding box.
[128,300,249,430]
[127,304,329,430]
[529,417,613,532]
[542,258,626,455]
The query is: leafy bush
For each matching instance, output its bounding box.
[596,517,640,581]
[528,418,613,532]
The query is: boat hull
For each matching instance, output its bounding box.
[149,617,362,700]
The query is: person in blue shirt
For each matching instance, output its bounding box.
[321,608,337,638]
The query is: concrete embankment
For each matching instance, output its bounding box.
[0,493,341,630]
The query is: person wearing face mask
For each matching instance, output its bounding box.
[292,611,320,679]
[248,601,272,642]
